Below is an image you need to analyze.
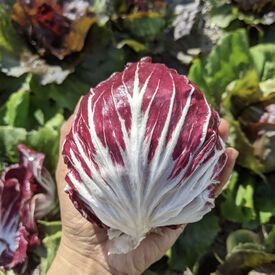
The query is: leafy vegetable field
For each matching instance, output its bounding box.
[0,0,275,274]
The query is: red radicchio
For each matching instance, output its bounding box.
[63,57,227,254]
[0,144,55,270]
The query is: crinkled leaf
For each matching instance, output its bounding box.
[37,221,61,275]
[234,0,275,15]
[208,0,275,29]
[252,127,275,173]
[0,4,27,80]
[12,0,95,60]
[188,58,215,106]
[27,114,63,172]
[189,29,253,105]
[171,213,220,270]
[0,112,62,172]
[205,29,253,104]
[75,25,126,88]
[0,5,73,85]
[40,231,61,275]
[250,44,275,81]
[0,144,54,270]
[208,0,237,29]
[254,178,275,224]
[264,226,275,253]
[222,69,261,116]
[221,70,264,174]
[4,87,30,128]
[29,74,88,112]
[226,229,261,253]
[0,126,27,163]
[227,119,263,174]
[259,78,275,96]
[221,172,257,223]
[0,4,23,54]
[217,243,275,275]
[124,12,166,42]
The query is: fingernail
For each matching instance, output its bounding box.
[227,148,239,159]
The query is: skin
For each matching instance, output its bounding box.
[48,101,239,275]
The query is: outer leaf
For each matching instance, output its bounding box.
[124,12,166,42]
[0,144,56,270]
[0,126,27,163]
[254,177,275,224]
[0,4,74,85]
[217,243,275,275]
[250,44,275,81]
[221,70,264,174]
[37,221,61,275]
[0,4,22,54]
[4,87,30,128]
[188,59,214,106]
[226,229,261,253]
[221,172,256,223]
[12,0,95,60]
[208,0,237,29]
[264,226,275,253]
[205,29,252,104]
[76,26,125,89]
[189,29,253,105]
[27,114,63,172]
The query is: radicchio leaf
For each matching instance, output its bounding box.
[63,57,227,254]
[12,0,94,60]
[0,144,55,270]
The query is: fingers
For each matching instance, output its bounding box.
[214,147,238,197]
[219,119,230,142]
[59,97,83,154]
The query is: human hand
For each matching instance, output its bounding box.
[48,102,238,275]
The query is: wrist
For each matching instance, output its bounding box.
[47,238,112,275]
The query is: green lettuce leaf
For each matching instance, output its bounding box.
[27,114,63,172]
[250,44,275,81]
[221,172,257,223]
[4,86,30,128]
[171,213,220,270]
[0,126,27,163]
[189,29,253,105]
[37,220,62,275]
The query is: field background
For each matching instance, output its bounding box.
[0,1,275,274]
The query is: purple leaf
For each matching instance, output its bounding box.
[0,145,55,270]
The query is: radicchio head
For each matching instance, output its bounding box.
[63,57,227,254]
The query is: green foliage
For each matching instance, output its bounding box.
[221,172,257,224]
[171,213,220,270]
[37,221,62,275]
[189,29,252,106]
[124,12,166,42]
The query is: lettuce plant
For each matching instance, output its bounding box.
[0,144,55,271]
[63,57,226,254]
